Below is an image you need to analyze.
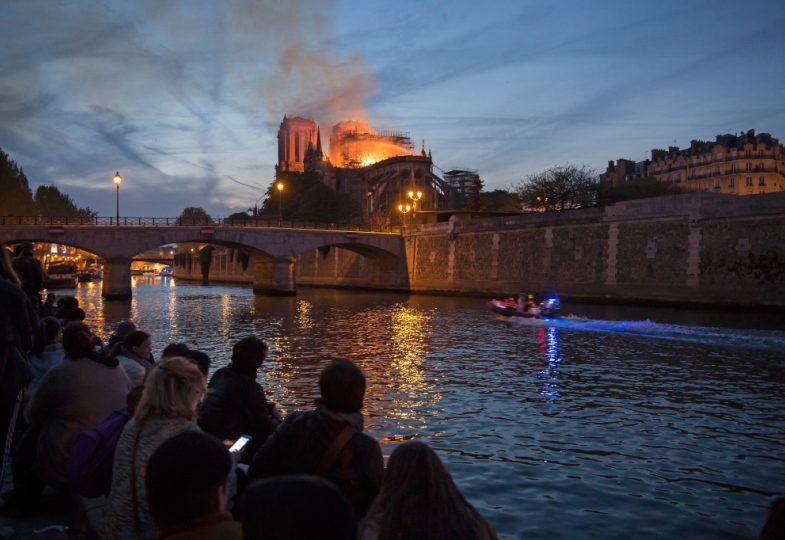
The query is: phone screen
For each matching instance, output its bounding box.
[229,435,251,452]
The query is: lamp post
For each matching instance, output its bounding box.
[276,182,284,225]
[408,190,423,210]
[113,171,122,225]
[398,203,411,227]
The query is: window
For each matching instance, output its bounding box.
[746,163,752,171]
[758,149,764,158]
[759,176,766,186]
[729,177,736,187]
[714,179,721,189]
[746,177,753,186]
[745,150,751,158]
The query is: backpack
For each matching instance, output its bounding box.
[67,407,131,498]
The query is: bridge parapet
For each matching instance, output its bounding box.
[0,215,403,233]
[0,221,407,299]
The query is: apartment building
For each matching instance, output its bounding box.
[645,129,785,195]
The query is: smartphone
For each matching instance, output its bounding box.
[229,435,251,452]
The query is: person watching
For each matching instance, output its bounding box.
[198,336,279,463]
[146,430,242,539]
[248,358,383,517]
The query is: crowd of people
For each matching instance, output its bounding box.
[1,238,782,539]
[0,239,499,539]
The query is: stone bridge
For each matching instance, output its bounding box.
[0,224,407,299]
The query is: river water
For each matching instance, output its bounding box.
[65,277,784,539]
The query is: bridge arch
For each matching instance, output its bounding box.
[0,224,407,298]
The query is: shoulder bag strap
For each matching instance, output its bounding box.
[130,428,142,540]
[315,425,357,477]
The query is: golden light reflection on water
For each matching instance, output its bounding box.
[295,300,313,330]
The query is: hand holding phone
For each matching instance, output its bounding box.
[229,435,251,453]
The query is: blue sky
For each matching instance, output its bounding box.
[1,0,784,217]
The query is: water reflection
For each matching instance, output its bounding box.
[536,326,562,405]
[60,279,785,540]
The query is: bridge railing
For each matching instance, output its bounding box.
[0,216,403,233]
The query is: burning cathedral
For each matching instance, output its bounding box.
[276,116,478,218]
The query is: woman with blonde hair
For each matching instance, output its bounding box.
[104,356,207,540]
[359,441,498,540]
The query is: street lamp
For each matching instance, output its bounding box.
[398,203,411,227]
[276,182,284,225]
[113,171,122,225]
[408,190,423,210]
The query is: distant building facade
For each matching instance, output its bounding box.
[599,158,650,185]
[277,116,319,172]
[603,129,785,195]
[276,116,465,218]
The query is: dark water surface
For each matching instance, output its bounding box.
[68,278,785,539]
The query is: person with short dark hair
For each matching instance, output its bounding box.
[242,475,356,540]
[11,241,45,301]
[41,292,59,318]
[181,349,210,378]
[106,320,136,352]
[248,358,383,517]
[146,431,241,539]
[56,296,79,325]
[160,342,190,360]
[199,336,278,463]
[64,307,86,325]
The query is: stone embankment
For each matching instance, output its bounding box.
[175,192,785,309]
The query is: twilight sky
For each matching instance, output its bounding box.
[1,0,784,217]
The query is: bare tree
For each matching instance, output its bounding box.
[514,164,598,211]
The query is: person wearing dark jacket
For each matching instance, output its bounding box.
[198,336,280,464]
[11,241,45,304]
[247,359,383,518]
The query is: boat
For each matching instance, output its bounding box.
[77,264,103,282]
[46,263,79,289]
[488,293,560,319]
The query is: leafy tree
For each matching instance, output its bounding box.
[226,211,252,221]
[259,171,361,223]
[463,175,486,211]
[596,176,687,205]
[515,164,598,211]
[177,207,213,224]
[0,148,37,216]
[35,185,97,217]
[483,189,522,212]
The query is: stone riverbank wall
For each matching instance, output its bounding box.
[174,192,785,308]
[405,191,785,308]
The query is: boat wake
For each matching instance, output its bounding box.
[502,314,785,352]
